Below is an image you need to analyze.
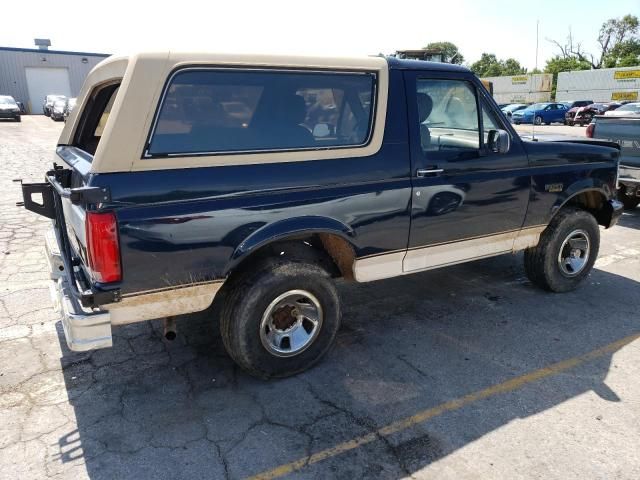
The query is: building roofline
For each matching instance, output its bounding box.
[0,46,110,57]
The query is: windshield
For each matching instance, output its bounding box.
[0,96,18,107]
[524,103,545,111]
[616,103,640,112]
[503,104,525,112]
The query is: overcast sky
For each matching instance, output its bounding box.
[1,0,637,70]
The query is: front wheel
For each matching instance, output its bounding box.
[220,260,341,379]
[524,207,600,293]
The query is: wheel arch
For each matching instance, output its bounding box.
[551,186,613,227]
[224,216,358,280]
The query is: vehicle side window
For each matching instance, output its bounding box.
[147,69,376,156]
[415,78,480,156]
[481,99,502,144]
[74,83,120,157]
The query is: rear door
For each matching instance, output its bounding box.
[403,70,530,272]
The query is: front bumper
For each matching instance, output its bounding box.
[0,110,19,118]
[46,228,112,351]
[604,199,624,228]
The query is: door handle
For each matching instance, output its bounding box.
[416,168,444,178]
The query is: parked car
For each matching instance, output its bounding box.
[501,103,528,119]
[560,100,593,111]
[43,95,67,116]
[0,95,21,122]
[604,102,640,117]
[50,99,68,121]
[572,103,621,126]
[511,102,568,125]
[19,52,622,378]
[587,115,640,210]
[63,98,77,122]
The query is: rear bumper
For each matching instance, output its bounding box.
[619,165,640,187]
[46,229,112,351]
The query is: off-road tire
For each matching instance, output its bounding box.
[524,207,600,293]
[220,260,341,379]
[618,187,640,210]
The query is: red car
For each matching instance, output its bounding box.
[572,103,621,126]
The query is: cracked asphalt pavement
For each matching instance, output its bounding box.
[1,117,640,479]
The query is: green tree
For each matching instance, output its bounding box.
[470,53,526,77]
[598,14,639,67]
[549,14,639,68]
[424,42,464,64]
[502,58,527,75]
[544,56,591,100]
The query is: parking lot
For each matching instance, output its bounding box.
[1,116,639,479]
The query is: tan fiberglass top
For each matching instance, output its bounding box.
[60,52,390,173]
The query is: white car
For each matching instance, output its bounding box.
[604,102,640,117]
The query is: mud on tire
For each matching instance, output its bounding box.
[220,260,341,379]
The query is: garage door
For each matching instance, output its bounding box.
[25,67,72,114]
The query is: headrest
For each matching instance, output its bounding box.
[416,93,433,122]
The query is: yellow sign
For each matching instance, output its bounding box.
[611,91,639,101]
[614,70,640,80]
[511,76,528,84]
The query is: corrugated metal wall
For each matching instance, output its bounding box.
[480,73,553,104]
[0,48,108,113]
[556,66,640,102]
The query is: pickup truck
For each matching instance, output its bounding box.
[587,116,640,210]
[19,52,623,378]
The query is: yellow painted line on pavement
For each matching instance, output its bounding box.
[247,332,640,480]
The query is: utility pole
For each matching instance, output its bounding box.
[535,19,539,71]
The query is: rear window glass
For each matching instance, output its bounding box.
[74,83,120,157]
[147,69,376,156]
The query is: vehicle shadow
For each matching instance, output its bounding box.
[53,252,640,479]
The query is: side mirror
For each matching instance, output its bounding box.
[312,123,331,138]
[487,129,511,154]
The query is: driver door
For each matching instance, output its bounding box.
[403,71,530,273]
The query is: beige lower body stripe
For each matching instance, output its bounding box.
[354,226,546,282]
[105,281,224,325]
[247,332,640,480]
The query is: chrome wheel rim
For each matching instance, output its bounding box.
[259,290,323,357]
[557,229,590,277]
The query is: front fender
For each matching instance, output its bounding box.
[226,216,355,274]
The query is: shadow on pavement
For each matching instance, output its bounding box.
[54,245,640,479]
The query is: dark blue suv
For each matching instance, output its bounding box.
[20,52,622,378]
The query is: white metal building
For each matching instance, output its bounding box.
[0,46,109,114]
[556,66,640,102]
[480,73,553,104]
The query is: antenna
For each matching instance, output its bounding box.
[531,20,539,140]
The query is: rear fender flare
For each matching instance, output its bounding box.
[225,216,356,275]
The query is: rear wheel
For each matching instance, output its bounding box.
[535,116,543,125]
[524,207,599,292]
[220,260,341,379]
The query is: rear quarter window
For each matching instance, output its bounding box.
[73,82,120,157]
[147,69,376,157]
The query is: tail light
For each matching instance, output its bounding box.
[86,211,121,283]
[586,123,594,138]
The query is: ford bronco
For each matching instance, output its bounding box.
[19,52,622,378]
